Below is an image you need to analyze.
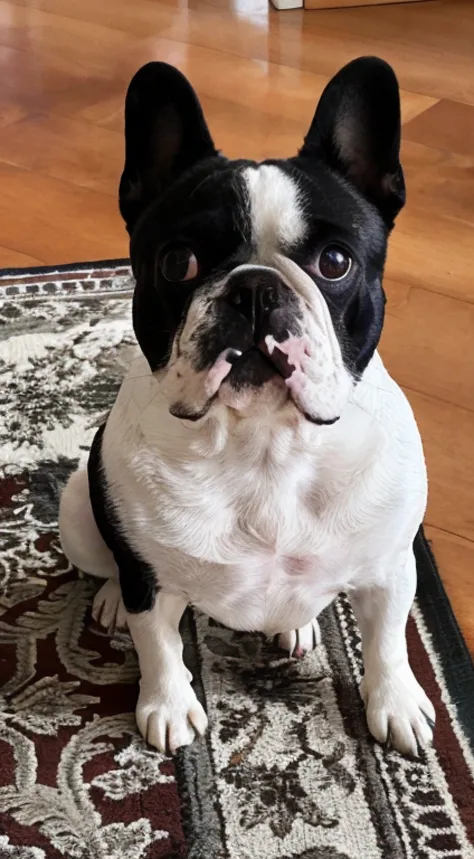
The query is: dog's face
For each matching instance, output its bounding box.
[120,58,405,425]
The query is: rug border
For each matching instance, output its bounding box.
[0,258,130,278]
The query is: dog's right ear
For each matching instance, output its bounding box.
[119,62,218,234]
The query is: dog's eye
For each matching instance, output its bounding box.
[161,248,198,282]
[315,245,352,281]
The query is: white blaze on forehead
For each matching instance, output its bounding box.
[243,164,306,259]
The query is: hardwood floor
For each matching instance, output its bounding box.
[0,0,472,651]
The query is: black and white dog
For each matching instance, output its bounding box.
[59,57,435,756]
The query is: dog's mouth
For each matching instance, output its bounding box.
[257,339,295,379]
[225,340,296,384]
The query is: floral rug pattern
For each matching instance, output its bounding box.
[0,263,473,859]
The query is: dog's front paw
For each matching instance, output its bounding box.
[278,617,321,658]
[136,673,208,754]
[361,665,435,756]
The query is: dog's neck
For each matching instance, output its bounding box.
[129,351,384,475]
[187,404,318,462]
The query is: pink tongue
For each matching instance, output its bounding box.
[257,340,295,379]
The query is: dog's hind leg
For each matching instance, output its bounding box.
[59,469,116,579]
[59,469,126,631]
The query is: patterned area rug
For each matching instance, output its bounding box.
[1,261,473,859]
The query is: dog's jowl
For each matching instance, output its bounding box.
[59,57,435,756]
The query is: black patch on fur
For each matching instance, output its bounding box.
[297,56,405,228]
[121,56,404,384]
[261,155,390,378]
[130,162,253,372]
[87,423,158,614]
[120,62,218,234]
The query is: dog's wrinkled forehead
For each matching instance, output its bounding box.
[131,156,380,290]
[131,160,309,270]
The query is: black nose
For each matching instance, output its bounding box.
[226,268,287,334]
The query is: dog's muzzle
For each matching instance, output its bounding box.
[161,259,350,426]
[219,266,303,381]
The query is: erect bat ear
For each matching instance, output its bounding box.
[119,62,218,234]
[297,57,405,227]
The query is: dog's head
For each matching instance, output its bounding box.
[120,58,404,425]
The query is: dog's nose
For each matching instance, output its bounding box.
[225,268,285,332]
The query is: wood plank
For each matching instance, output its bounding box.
[402,140,474,227]
[407,391,474,543]
[0,43,120,120]
[0,246,43,269]
[297,0,474,105]
[7,0,472,105]
[0,164,127,264]
[387,208,474,303]
[382,282,474,413]
[404,99,474,158]
[400,93,439,126]
[0,113,123,195]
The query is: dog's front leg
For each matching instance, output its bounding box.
[126,591,208,754]
[351,548,435,756]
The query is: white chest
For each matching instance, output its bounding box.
[104,356,426,636]
[188,548,348,635]
[128,447,358,635]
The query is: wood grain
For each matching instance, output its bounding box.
[0,246,43,268]
[0,0,472,649]
[408,391,474,544]
[382,282,474,412]
[404,100,474,158]
[425,526,474,655]
[0,164,125,264]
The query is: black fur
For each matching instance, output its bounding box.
[120,61,218,235]
[118,58,403,382]
[88,424,157,613]
[298,56,405,228]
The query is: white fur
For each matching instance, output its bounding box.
[278,617,321,657]
[92,578,127,632]
[100,350,426,637]
[244,164,307,257]
[129,592,207,753]
[61,348,433,753]
[59,164,434,754]
[59,469,116,580]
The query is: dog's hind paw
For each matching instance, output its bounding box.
[92,578,127,634]
[278,617,321,658]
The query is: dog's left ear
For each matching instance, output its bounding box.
[119,62,218,234]
[298,57,405,226]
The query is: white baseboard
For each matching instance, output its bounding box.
[270,0,303,9]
